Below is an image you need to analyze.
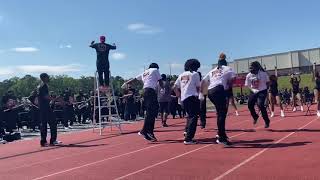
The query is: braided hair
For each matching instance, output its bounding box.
[250,61,265,74]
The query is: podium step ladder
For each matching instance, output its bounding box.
[92,71,122,135]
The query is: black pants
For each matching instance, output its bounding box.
[3,110,18,133]
[0,110,5,138]
[40,107,57,144]
[76,107,87,123]
[208,85,228,139]
[183,96,200,141]
[141,88,159,134]
[63,105,75,127]
[199,95,207,127]
[248,90,270,125]
[96,60,110,86]
[30,108,40,130]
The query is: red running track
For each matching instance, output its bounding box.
[0,107,320,180]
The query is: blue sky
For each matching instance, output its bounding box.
[1,0,320,80]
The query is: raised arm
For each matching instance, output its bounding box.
[89,41,95,48]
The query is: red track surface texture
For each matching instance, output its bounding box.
[1,108,320,180]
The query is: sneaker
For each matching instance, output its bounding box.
[216,135,229,140]
[317,111,320,117]
[253,116,259,125]
[270,112,274,118]
[280,110,285,117]
[138,131,153,141]
[235,111,239,116]
[265,123,270,128]
[0,139,7,144]
[147,133,158,142]
[40,142,48,147]
[50,140,62,146]
[300,106,304,112]
[64,127,70,130]
[162,123,169,127]
[184,140,197,145]
[293,107,297,112]
[216,138,232,147]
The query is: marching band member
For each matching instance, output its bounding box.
[90,35,116,91]
[38,73,61,147]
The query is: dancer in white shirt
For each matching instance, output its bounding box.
[174,59,201,145]
[202,57,236,146]
[122,63,163,142]
[245,61,270,128]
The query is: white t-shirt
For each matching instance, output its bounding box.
[245,70,269,93]
[136,68,161,90]
[203,66,236,90]
[174,71,200,102]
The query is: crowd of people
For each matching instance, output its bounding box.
[1,35,320,147]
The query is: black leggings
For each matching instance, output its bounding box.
[208,85,228,139]
[248,90,270,125]
[96,60,110,86]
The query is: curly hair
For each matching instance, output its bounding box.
[184,59,201,72]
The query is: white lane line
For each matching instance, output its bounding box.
[32,144,162,180]
[114,132,247,180]
[7,120,250,172]
[30,118,260,180]
[213,118,317,180]
[113,119,284,180]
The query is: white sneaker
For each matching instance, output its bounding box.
[280,110,285,117]
[235,111,239,116]
[50,140,62,146]
[300,106,304,112]
[317,111,320,117]
[293,107,297,112]
[270,112,274,118]
[0,139,7,144]
[64,127,70,130]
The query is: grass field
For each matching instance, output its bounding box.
[233,73,314,95]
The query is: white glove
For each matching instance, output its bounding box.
[251,89,259,94]
[199,93,204,100]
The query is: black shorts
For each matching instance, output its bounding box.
[269,90,279,97]
[292,90,299,95]
[225,89,234,98]
[159,102,169,114]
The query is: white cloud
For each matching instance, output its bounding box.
[11,47,39,53]
[127,23,162,34]
[111,52,126,60]
[59,44,72,49]
[0,67,14,76]
[17,64,82,74]
[0,64,82,77]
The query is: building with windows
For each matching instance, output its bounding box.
[213,47,320,76]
